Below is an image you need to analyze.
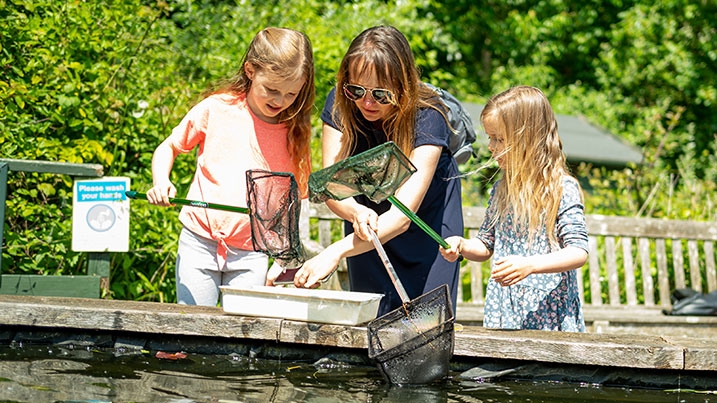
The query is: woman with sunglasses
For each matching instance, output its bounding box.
[294,25,463,316]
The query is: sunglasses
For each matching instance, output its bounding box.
[342,84,395,105]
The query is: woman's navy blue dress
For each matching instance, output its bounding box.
[321,88,464,316]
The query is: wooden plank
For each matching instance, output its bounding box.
[457,304,717,340]
[453,327,685,370]
[585,213,717,241]
[87,251,111,295]
[588,236,602,305]
[687,240,702,293]
[4,294,717,372]
[318,220,332,247]
[672,239,686,289]
[655,239,671,306]
[605,236,620,305]
[279,320,369,348]
[622,237,637,305]
[580,305,717,324]
[0,158,103,177]
[705,241,716,292]
[638,237,655,306]
[456,303,484,322]
[470,261,485,304]
[462,206,486,228]
[588,322,717,339]
[468,228,484,304]
[0,275,100,298]
[457,264,465,302]
[0,295,282,342]
[665,337,717,371]
[458,304,717,326]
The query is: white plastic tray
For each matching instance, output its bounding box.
[220,286,383,325]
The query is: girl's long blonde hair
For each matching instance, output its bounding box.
[211,27,314,192]
[481,86,579,246]
[332,25,445,159]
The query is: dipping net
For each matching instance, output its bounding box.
[309,142,416,204]
[246,169,305,270]
[308,141,449,248]
[367,284,455,385]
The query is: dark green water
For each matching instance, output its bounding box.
[0,344,714,403]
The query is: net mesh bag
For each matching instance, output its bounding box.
[309,142,416,204]
[367,284,455,384]
[308,141,449,249]
[246,169,305,269]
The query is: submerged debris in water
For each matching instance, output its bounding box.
[313,357,354,370]
[155,351,188,360]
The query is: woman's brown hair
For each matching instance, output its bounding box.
[332,25,445,159]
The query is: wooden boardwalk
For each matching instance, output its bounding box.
[1,295,716,378]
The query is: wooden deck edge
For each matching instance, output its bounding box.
[1,295,716,372]
[456,302,717,324]
[453,325,687,370]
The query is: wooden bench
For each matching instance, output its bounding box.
[0,159,109,298]
[305,203,717,337]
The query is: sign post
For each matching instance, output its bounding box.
[72,177,130,253]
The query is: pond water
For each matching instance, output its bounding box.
[0,344,713,403]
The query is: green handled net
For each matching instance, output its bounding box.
[127,169,305,269]
[309,142,450,249]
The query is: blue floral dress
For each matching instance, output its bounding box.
[477,177,589,332]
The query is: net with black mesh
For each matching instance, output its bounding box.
[367,284,454,384]
[246,169,305,270]
[308,141,449,248]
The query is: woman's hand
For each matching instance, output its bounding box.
[294,247,343,288]
[351,207,379,241]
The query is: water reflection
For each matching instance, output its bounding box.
[0,345,708,403]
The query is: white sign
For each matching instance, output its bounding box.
[72,177,130,252]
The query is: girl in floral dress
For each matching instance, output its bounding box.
[440,86,589,331]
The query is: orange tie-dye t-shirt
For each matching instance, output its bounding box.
[166,93,309,267]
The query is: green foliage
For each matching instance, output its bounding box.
[0,0,465,301]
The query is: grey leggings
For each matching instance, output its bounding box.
[175,227,268,306]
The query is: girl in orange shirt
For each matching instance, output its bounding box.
[146,27,314,306]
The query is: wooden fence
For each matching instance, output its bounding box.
[306,203,717,336]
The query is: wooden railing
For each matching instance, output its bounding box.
[305,203,717,335]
